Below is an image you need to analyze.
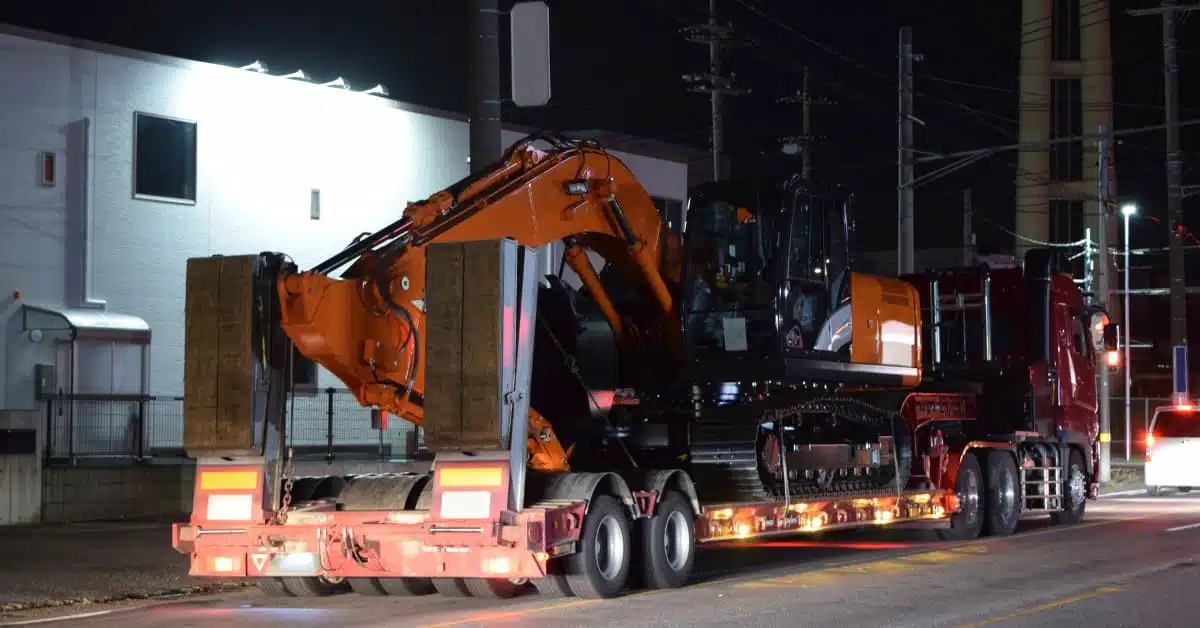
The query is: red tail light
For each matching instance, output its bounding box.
[1146,433,1155,462]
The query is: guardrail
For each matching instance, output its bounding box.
[42,389,421,465]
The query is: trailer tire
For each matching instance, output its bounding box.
[349,577,436,596]
[982,450,1021,537]
[463,578,529,599]
[432,577,473,597]
[533,561,574,598]
[937,451,984,541]
[281,576,349,597]
[1050,448,1087,525]
[565,494,632,599]
[637,491,696,590]
[256,577,293,597]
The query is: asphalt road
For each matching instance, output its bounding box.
[6,491,1200,628]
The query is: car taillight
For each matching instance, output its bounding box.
[1146,433,1155,462]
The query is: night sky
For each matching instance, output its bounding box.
[0,1,1192,257]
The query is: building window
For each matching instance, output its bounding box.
[1049,79,1083,182]
[1049,200,1085,277]
[1052,0,1082,62]
[133,112,197,203]
[651,196,685,237]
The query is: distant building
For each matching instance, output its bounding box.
[0,23,693,414]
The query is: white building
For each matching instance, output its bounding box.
[0,25,692,454]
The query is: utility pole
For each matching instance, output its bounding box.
[963,189,975,266]
[778,68,833,181]
[1097,126,1115,482]
[1130,1,1198,352]
[683,0,749,181]
[468,0,502,173]
[898,27,920,275]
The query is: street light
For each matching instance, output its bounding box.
[1120,202,1137,460]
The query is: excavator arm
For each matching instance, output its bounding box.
[275,134,683,473]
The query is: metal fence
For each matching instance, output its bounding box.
[42,389,421,465]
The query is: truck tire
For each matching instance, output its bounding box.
[348,577,436,596]
[936,451,984,541]
[463,578,528,599]
[256,577,292,597]
[1050,448,1087,525]
[532,560,574,598]
[281,576,349,596]
[431,577,472,597]
[982,450,1021,537]
[565,494,632,599]
[637,491,696,590]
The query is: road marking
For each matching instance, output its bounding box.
[1100,488,1148,497]
[0,609,116,626]
[1165,521,1200,533]
[958,585,1124,627]
[416,599,599,628]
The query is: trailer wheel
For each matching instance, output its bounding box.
[431,577,473,597]
[637,491,696,590]
[348,577,436,596]
[281,576,349,597]
[982,451,1021,537]
[565,494,632,599]
[532,560,574,598]
[256,577,293,597]
[463,578,529,599]
[937,451,984,541]
[1050,448,1087,525]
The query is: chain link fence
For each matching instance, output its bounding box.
[1109,396,1174,461]
[42,388,421,465]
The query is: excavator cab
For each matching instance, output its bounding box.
[681,176,855,382]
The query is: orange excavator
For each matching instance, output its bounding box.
[261,131,929,501]
[273,134,685,474]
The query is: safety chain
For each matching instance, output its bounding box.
[275,450,296,524]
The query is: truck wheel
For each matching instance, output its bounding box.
[638,491,696,590]
[1050,449,1087,525]
[565,494,632,599]
[281,576,349,596]
[464,578,528,599]
[982,451,1021,537]
[256,577,293,597]
[937,451,983,541]
[431,577,472,597]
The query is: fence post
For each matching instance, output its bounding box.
[43,399,53,464]
[135,397,147,462]
[326,387,335,463]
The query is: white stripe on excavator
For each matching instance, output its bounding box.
[0,609,115,626]
[1165,521,1200,533]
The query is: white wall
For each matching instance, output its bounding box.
[0,31,689,408]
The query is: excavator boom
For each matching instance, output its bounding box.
[274,134,683,473]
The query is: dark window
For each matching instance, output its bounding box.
[1151,410,1200,438]
[1052,0,1082,61]
[652,196,685,237]
[291,345,318,393]
[134,112,197,203]
[1049,79,1083,182]
[1049,200,1085,277]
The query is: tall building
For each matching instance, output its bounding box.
[1015,0,1114,271]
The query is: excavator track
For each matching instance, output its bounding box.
[689,396,910,504]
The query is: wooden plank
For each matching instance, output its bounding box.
[458,240,505,449]
[423,242,466,450]
[215,255,257,450]
[182,254,261,456]
[182,257,220,450]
